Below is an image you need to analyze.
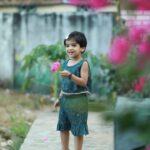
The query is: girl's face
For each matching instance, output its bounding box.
[65,39,85,59]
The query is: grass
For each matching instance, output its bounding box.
[0,88,52,150]
[9,115,30,150]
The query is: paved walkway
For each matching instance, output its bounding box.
[20,111,113,150]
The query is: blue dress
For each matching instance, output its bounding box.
[57,59,91,136]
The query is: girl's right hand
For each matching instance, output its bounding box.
[60,70,71,77]
[54,99,60,108]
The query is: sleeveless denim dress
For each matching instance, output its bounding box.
[57,59,91,136]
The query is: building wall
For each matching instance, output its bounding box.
[0,9,113,88]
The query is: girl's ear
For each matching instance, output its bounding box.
[81,47,85,53]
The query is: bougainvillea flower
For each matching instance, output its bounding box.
[128,26,146,44]
[108,48,128,64]
[108,36,131,64]
[133,76,147,92]
[146,146,150,150]
[50,62,61,72]
[134,82,143,92]
[139,76,147,86]
[69,0,110,9]
[43,136,48,142]
[129,0,150,10]
[69,0,81,5]
[113,37,131,53]
[138,41,150,56]
[90,0,109,9]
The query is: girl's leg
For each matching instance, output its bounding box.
[60,131,70,150]
[74,136,83,150]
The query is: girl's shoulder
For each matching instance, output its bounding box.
[81,59,90,67]
[82,59,89,63]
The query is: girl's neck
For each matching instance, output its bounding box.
[70,56,82,62]
[67,57,82,66]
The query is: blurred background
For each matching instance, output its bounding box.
[1,0,150,150]
[0,1,117,150]
[0,0,117,94]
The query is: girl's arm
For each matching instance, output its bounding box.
[59,90,63,98]
[60,61,89,86]
[54,90,62,108]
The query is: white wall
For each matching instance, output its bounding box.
[0,11,113,86]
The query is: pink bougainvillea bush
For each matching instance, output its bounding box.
[129,0,150,11]
[107,22,150,96]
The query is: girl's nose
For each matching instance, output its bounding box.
[68,46,73,50]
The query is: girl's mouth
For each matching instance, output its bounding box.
[68,52,74,55]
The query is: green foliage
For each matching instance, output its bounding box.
[89,54,119,96]
[115,97,150,143]
[142,79,150,98]
[10,115,30,138]
[9,115,30,150]
[10,137,24,150]
[21,43,66,71]
[112,13,128,37]
[109,51,142,94]
[15,42,66,93]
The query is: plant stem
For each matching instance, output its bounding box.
[54,72,58,99]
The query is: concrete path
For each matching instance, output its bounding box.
[20,111,113,150]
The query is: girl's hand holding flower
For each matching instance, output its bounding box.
[60,70,72,78]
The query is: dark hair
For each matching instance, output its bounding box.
[64,31,87,48]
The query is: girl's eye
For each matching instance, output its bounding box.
[65,44,77,47]
[72,44,76,47]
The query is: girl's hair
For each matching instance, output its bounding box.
[64,31,87,48]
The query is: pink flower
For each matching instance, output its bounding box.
[50,62,61,72]
[108,48,128,64]
[69,0,81,5]
[133,76,147,92]
[146,146,150,150]
[90,0,109,9]
[129,0,150,10]
[43,137,48,141]
[138,41,150,56]
[69,0,109,9]
[113,37,130,53]
[134,83,143,92]
[128,26,146,44]
[139,76,147,86]
[108,36,131,64]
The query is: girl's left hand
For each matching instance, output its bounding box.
[60,70,70,77]
[54,99,60,108]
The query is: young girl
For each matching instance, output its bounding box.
[54,31,91,150]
